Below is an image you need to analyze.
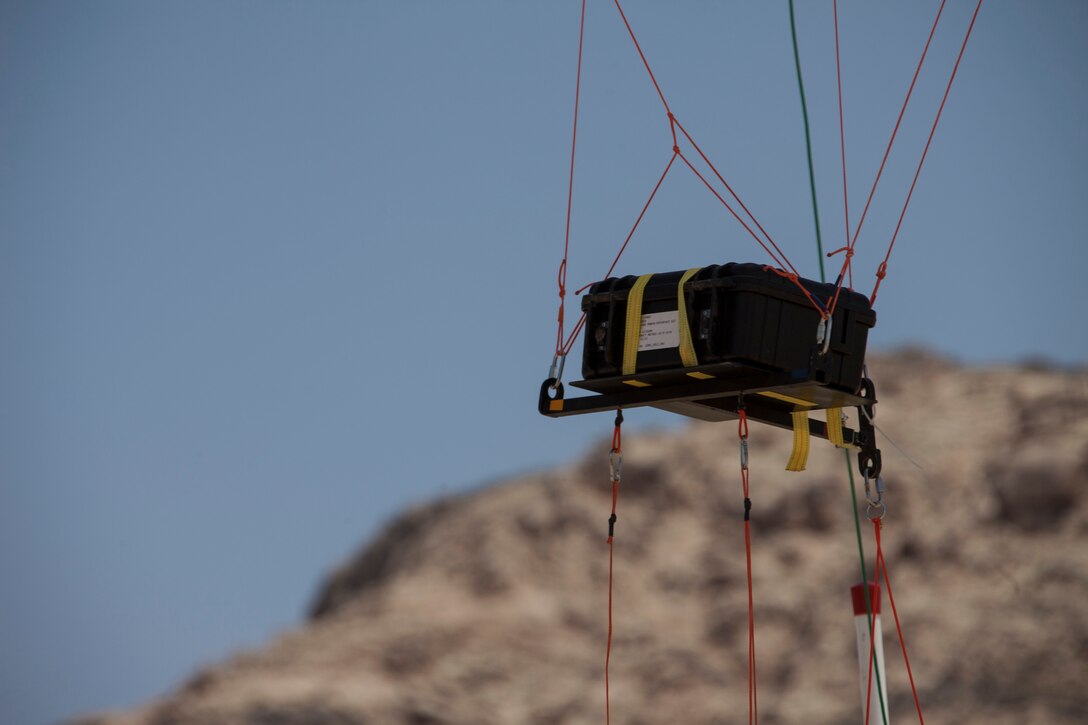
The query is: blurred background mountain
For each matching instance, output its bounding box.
[2,2,1086,724]
[71,352,1088,724]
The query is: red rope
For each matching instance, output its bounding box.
[832,0,852,295]
[863,520,925,724]
[611,0,675,141]
[562,314,588,359]
[604,410,623,725]
[678,152,784,270]
[871,0,984,306]
[863,564,881,725]
[562,151,679,356]
[848,0,947,258]
[555,0,588,356]
[555,0,829,356]
[673,119,796,277]
[612,0,815,313]
[760,265,829,321]
[738,409,758,724]
[875,520,925,723]
[829,1,948,319]
[605,539,615,725]
[674,148,829,321]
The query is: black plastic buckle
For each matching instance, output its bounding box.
[855,377,882,480]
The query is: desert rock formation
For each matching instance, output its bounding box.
[75,352,1088,724]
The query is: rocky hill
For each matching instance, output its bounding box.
[75,352,1088,724]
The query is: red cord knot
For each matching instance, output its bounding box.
[875,261,888,280]
[672,145,680,154]
[827,245,854,260]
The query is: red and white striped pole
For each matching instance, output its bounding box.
[851,582,889,724]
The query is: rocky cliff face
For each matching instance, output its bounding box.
[76,352,1088,724]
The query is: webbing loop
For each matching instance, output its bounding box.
[786,411,811,472]
[826,407,847,448]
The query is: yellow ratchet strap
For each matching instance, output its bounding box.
[677,268,701,368]
[786,411,811,471]
[826,407,846,448]
[621,274,654,376]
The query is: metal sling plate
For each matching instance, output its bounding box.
[538,372,871,447]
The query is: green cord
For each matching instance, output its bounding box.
[789,3,888,722]
[788,0,826,282]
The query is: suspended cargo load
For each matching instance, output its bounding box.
[542,262,876,423]
[579,262,874,393]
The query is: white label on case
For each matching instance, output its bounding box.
[637,310,679,351]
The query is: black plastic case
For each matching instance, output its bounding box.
[579,262,875,394]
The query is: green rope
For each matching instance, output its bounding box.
[788,0,826,282]
[788,3,887,722]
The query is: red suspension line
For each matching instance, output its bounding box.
[832,0,853,295]
[586,152,680,292]
[672,118,800,279]
[848,0,947,256]
[871,0,984,306]
[863,545,883,725]
[560,0,832,357]
[876,521,925,723]
[865,521,925,724]
[556,0,588,356]
[612,0,798,280]
[679,151,830,318]
[604,409,623,725]
[829,0,948,319]
[677,152,787,270]
[561,151,680,356]
[612,0,677,144]
[738,408,758,724]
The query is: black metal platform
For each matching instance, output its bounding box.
[538,360,877,451]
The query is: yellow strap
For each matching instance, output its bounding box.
[677,267,701,368]
[786,411,811,472]
[826,407,846,448]
[622,274,653,376]
[759,390,816,408]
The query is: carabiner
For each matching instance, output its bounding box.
[547,353,567,391]
[609,449,622,484]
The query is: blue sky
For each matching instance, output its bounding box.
[2,2,1086,723]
